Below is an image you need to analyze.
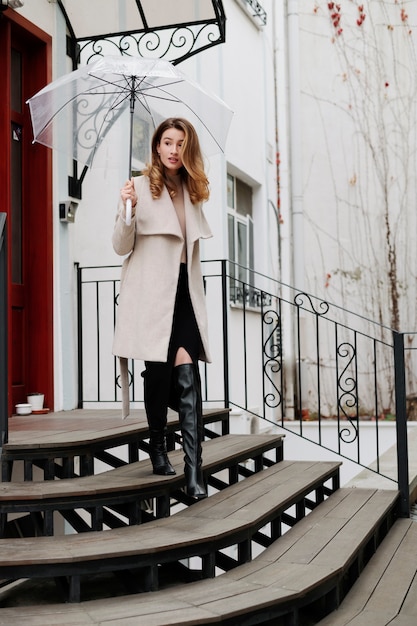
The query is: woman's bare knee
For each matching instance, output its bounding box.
[174,347,192,366]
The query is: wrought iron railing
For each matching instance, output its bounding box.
[0,213,8,446]
[76,259,413,515]
[241,0,267,25]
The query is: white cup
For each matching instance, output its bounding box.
[27,393,44,411]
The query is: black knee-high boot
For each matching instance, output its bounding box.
[143,363,176,476]
[174,363,207,499]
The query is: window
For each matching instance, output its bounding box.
[227,173,255,305]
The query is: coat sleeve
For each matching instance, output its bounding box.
[112,176,142,256]
[112,198,136,256]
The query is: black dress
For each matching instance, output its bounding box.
[168,263,202,363]
[143,262,202,417]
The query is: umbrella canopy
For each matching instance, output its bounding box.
[27,55,233,175]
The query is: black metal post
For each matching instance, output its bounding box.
[221,260,230,411]
[393,331,410,517]
[68,160,88,200]
[75,263,83,409]
[0,213,8,445]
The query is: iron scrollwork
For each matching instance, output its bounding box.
[79,24,224,66]
[337,342,358,444]
[242,0,267,25]
[293,292,330,316]
[231,284,272,308]
[263,309,282,409]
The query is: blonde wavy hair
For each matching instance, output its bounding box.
[143,118,209,204]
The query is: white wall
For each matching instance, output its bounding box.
[14,0,55,38]
[297,2,417,324]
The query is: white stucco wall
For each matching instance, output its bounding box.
[14,0,55,36]
[297,2,417,326]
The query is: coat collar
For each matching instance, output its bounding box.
[136,176,212,244]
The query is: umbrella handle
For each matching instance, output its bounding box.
[125,198,132,226]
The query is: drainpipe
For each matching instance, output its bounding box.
[287,0,304,293]
[280,0,305,418]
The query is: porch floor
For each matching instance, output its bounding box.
[5,408,181,450]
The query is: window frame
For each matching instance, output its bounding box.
[227,173,256,306]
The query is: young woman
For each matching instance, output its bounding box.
[112,118,212,499]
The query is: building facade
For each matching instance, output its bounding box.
[1,0,281,417]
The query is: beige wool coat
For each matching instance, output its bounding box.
[112,175,213,416]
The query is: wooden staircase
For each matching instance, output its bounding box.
[0,408,402,625]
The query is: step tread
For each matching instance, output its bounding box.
[316,518,417,625]
[0,459,341,568]
[0,433,283,502]
[3,408,229,452]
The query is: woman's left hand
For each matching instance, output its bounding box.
[120,178,138,210]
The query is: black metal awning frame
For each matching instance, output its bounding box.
[57,0,226,69]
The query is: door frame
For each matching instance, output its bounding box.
[0,11,53,415]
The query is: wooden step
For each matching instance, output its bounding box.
[316,518,417,625]
[0,487,397,624]
[0,433,284,535]
[0,459,341,603]
[2,408,230,481]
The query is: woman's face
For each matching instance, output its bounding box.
[157,128,185,173]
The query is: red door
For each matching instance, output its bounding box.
[0,12,53,415]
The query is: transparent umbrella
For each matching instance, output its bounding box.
[27,55,233,222]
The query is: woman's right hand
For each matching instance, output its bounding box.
[120,178,138,215]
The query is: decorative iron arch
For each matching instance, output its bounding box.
[57,0,226,68]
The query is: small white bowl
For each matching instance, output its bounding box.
[16,404,32,415]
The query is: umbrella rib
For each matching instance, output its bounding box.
[88,94,133,166]
[137,86,224,152]
[87,72,184,95]
[29,61,230,166]
[32,86,134,142]
[133,94,159,129]
[30,93,86,139]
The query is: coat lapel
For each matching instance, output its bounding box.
[136,180,183,239]
[183,187,213,244]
